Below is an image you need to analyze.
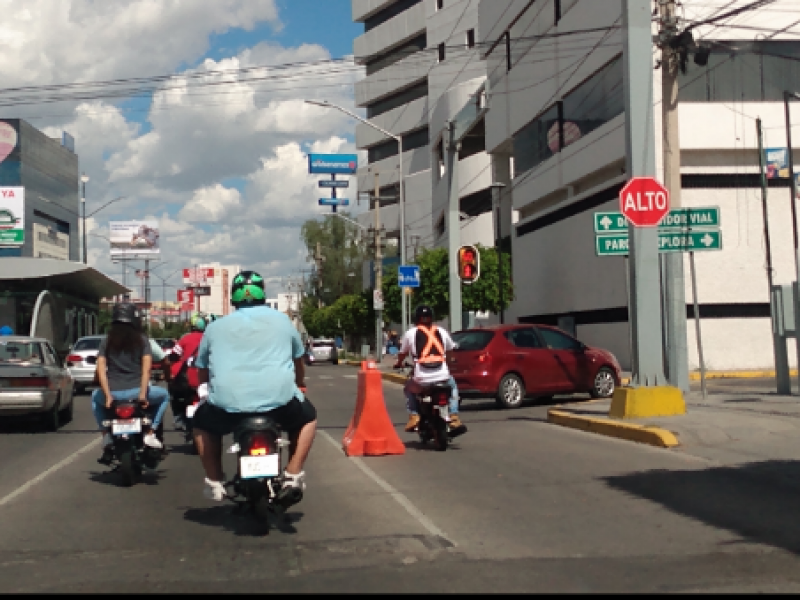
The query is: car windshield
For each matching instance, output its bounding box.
[313,341,334,348]
[0,341,44,364]
[452,331,494,351]
[73,338,103,351]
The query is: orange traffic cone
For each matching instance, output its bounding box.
[342,362,406,457]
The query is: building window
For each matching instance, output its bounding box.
[438,43,446,62]
[365,33,427,76]
[466,29,475,49]
[367,127,429,164]
[512,56,623,176]
[364,0,423,32]
[680,40,800,102]
[366,80,428,119]
[436,0,444,10]
[555,0,562,24]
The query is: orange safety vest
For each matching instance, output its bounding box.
[414,325,446,366]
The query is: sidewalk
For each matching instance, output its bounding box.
[549,384,800,464]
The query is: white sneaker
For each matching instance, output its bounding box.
[102,433,113,448]
[283,470,306,492]
[144,432,163,449]
[203,478,226,501]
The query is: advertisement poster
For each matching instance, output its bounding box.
[765,147,789,179]
[0,187,24,245]
[182,267,214,285]
[109,221,160,257]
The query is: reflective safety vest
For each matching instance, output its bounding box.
[414,325,445,367]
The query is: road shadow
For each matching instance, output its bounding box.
[404,440,463,452]
[88,467,166,487]
[603,460,800,555]
[182,504,303,537]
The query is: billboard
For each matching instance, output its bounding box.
[0,122,18,165]
[308,154,358,175]
[0,187,24,246]
[109,221,160,257]
[765,147,789,179]
[183,267,215,285]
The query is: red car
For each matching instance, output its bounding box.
[449,325,622,408]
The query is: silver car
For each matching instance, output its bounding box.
[309,339,338,365]
[67,335,168,394]
[0,336,75,431]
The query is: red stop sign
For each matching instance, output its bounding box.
[619,177,670,227]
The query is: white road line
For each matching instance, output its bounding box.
[319,430,455,547]
[0,437,100,508]
[317,376,333,380]
[343,375,357,379]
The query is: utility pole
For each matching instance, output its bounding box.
[624,0,667,388]
[313,243,325,308]
[447,121,463,332]
[658,0,689,394]
[371,170,384,359]
[491,182,506,324]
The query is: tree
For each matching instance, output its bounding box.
[381,244,514,324]
[300,212,369,307]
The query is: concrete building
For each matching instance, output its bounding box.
[0,119,80,261]
[478,0,800,371]
[352,0,494,259]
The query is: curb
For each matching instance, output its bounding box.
[689,369,795,380]
[547,408,679,448]
[382,372,406,385]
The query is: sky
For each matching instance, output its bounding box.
[0,0,366,299]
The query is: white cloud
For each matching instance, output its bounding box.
[178,184,241,223]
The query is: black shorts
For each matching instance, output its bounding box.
[192,397,317,437]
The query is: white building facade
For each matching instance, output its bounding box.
[195,263,241,316]
[478,0,800,371]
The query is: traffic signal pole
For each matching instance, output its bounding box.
[447,121,463,333]
[623,0,667,388]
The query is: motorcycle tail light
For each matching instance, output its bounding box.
[246,432,272,456]
[115,405,136,419]
[434,391,449,406]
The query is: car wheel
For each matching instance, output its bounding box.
[591,367,616,399]
[42,396,61,432]
[496,374,525,409]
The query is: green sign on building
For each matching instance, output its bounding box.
[595,230,723,257]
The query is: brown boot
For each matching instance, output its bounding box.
[405,414,420,432]
[449,414,467,436]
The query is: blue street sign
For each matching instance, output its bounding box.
[319,180,350,189]
[398,265,420,288]
[308,154,358,175]
[318,198,350,206]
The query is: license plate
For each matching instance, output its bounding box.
[240,454,280,479]
[185,404,198,418]
[438,406,450,421]
[112,419,141,435]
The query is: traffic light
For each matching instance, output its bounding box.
[457,245,480,284]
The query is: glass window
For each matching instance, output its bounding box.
[365,0,423,32]
[452,330,494,351]
[367,127,428,164]
[365,34,427,76]
[513,104,559,175]
[0,341,44,364]
[562,56,624,149]
[538,328,582,351]
[505,328,543,349]
[43,343,60,366]
[73,337,102,351]
[366,80,428,119]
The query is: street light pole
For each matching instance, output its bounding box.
[80,173,89,264]
[304,99,408,335]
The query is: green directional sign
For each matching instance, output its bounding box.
[594,206,720,233]
[595,230,723,257]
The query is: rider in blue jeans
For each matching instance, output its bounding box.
[91,302,169,464]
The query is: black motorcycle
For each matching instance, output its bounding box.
[223,415,301,529]
[100,400,163,486]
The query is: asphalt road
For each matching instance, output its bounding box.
[1,367,800,592]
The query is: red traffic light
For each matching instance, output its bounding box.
[457,245,480,284]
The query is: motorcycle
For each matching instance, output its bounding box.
[183,394,201,454]
[396,364,463,452]
[222,413,300,529]
[100,400,163,486]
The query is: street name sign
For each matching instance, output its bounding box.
[398,265,421,288]
[594,207,721,233]
[318,198,350,206]
[595,230,723,256]
[319,180,349,189]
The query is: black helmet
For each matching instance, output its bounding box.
[112,302,141,329]
[414,305,434,326]
[231,270,266,308]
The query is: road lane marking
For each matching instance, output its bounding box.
[0,437,100,508]
[319,430,456,547]
[343,375,357,379]
[317,376,333,380]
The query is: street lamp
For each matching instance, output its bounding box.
[305,98,409,335]
[81,174,89,264]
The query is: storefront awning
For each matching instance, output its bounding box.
[0,258,129,299]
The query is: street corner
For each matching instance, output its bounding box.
[609,386,686,419]
[547,404,680,449]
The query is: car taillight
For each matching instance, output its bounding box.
[434,391,449,406]
[7,377,49,388]
[115,405,136,419]
[66,354,82,364]
[247,432,272,456]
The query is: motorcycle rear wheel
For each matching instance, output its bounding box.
[118,449,141,487]
[432,419,448,452]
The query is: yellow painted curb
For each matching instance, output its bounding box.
[382,372,407,385]
[690,369,797,380]
[547,409,679,448]
[610,386,685,419]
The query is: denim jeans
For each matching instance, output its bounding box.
[405,376,460,415]
[91,386,170,431]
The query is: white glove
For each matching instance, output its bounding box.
[197,382,209,401]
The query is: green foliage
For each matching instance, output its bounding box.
[301,292,377,339]
[380,244,514,322]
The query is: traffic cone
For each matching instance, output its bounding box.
[342,362,406,457]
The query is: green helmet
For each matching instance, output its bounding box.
[190,313,206,332]
[231,270,266,308]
